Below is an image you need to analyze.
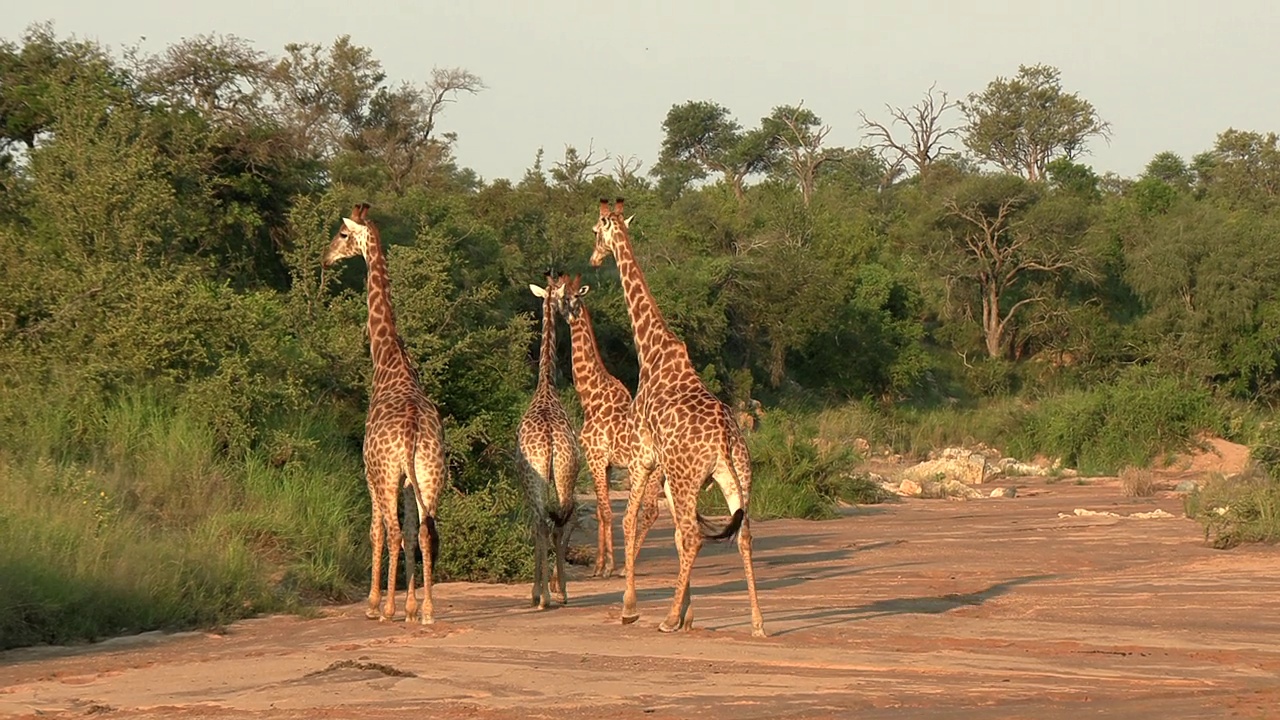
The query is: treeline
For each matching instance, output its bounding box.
[0,24,1277,647]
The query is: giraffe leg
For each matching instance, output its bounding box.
[659,481,702,633]
[417,508,436,624]
[588,455,613,578]
[401,483,420,624]
[366,493,385,620]
[414,448,441,625]
[552,516,571,605]
[382,492,403,622]
[534,518,551,610]
[737,517,766,637]
[620,460,657,624]
[714,452,767,637]
[633,467,663,555]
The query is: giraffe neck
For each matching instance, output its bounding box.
[362,232,414,388]
[612,230,688,379]
[567,304,617,405]
[535,293,558,394]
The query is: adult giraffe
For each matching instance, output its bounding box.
[590,198,765,637]
[323,203,446,624]
[546,272,661,578]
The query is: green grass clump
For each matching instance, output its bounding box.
[1185,422,1280,548]
[0,385,534,650]
[1185,468,1280,549]
[699,412,890,521]
[1006,368,1216,475]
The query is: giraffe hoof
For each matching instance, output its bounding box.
[620,613,640,625]
[421,615,435,626]
[752,626,768,638]
[658,619,680,633]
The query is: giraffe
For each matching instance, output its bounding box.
[545,272,662,578]
[322,202,447,625]
[517,271,582,609]
[589,198,766,637]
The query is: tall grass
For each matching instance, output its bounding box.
[699,412,890,521]
[1007,368,1217,474]
[0,385,531,650]
[1185,422,1280,548]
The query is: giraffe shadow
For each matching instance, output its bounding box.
[565,560,926,610]
[709,574,1058,636]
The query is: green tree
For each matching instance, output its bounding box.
[761,102,831,207]
[960,64,1110,182]
[1195,128,1280,209]
[653,100,774,202]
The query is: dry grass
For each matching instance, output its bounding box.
[1120,466,1158,497]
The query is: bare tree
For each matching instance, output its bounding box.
[934,175,1093,357]
[549,140,608,191]
[859,83,959,180]
[763,101,831,206]
[419,67,485,140]
[611,153,645,188]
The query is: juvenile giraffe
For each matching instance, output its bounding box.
[323,203,446,624]
[517,272,582,608]
[546,273,661,578]
[590,198,766,637]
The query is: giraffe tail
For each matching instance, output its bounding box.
[697,402,748,543]
[406,423,440,568]
[697,508,744,541]
[546,450,577,529]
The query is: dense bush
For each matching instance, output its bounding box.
[1006,368,1217,475]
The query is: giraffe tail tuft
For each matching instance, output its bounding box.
[549,501,576,529]
[697,508,744,542]
[424,515,439,567]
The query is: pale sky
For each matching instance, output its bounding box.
[5,1,1277,183]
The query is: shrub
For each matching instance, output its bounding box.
[1008,368,1216,474]
[699,412,890,521]
[1119,466,1158,497]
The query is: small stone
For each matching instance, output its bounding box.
[853,437,872,455]
[989,487,1017,498]
[1175,479,1199,493]
[897,478,923,497]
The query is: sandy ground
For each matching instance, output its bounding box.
[3,476,1279,720]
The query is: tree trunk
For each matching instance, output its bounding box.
[769,336,786,387]
[982,284,1004,358]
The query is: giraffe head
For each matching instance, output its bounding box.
[590,197,633,267]
[322,203,374,268]
[528,269,565,308]
[549,273,591,322]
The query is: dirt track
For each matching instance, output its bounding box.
[3,478,1279,719]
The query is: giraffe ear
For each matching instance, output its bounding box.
[577,284,591,297]
[341,217,359,232]
[624,214,634,228]
[529,284,548,298]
